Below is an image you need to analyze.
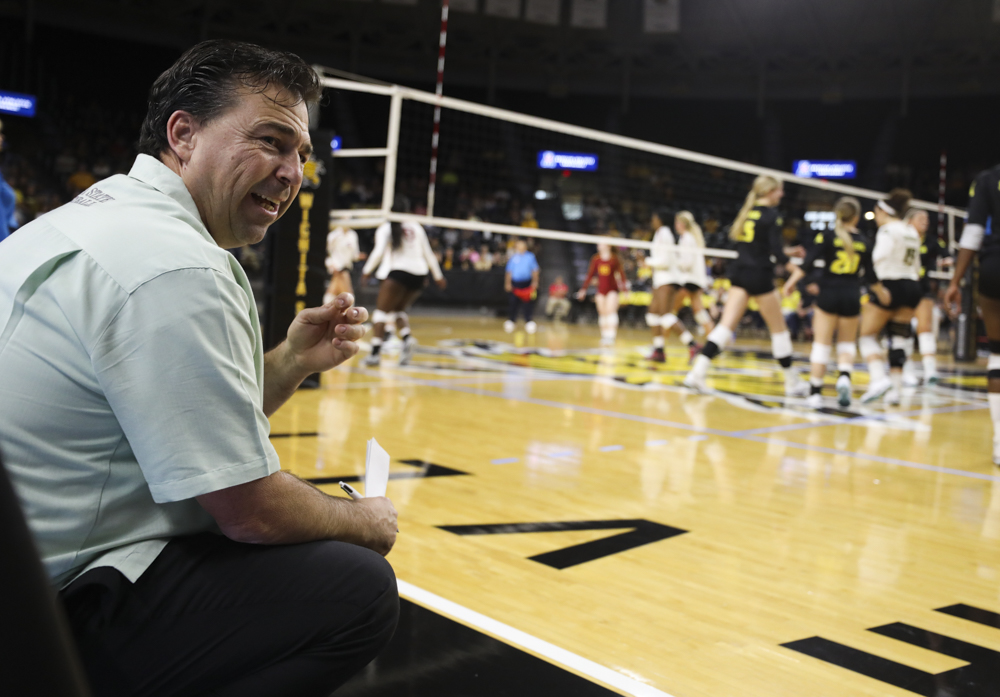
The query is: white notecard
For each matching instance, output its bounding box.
[364,438,390,498]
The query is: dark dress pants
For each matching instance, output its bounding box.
[59,533,399,697]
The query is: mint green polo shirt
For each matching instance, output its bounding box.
[0,155,280,588]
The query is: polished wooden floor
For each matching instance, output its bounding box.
[270,314,1000,697]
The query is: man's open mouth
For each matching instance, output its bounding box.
[251,193,279,213]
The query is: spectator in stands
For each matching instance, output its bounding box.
[504,237,540,334]
[546,275,571,323]
[66,163,97,197]
[521,206,539,229]
[0,119,18,242]
[0,40,398,696]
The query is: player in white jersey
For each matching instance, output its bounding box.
[645,210,681,362]
[672,211,714,357]
[858,189,923,404]
[324,223,361,304]
[361,221,445,366]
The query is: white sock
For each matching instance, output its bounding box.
[653,336,665,349]
[869,358,888,384]
[990,394,1000,440]
[679,330,693,346]
[890,371,902,391]
[607,314,618,339]
[784,367,800,384]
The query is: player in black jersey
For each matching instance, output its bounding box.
[684,175,809,396]
[945,163,1000,465]
[903,209,950,386]
[784,197,872,408]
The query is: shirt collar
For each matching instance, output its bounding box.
[128,154,215,246]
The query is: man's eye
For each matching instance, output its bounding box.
[262,136,278,146]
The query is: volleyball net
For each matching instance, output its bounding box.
[317,70,966,268]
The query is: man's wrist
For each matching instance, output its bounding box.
[269,340,312,383]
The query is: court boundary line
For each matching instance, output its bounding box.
[397,579,675,697]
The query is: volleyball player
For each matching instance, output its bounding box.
[645,211,680,362]
[674,210,713,355]
[361,220,445,366]
[902,209,948,385]
[858,189,922,405]
[577,242,627,345]
[324,222,361,305]
[944,162,1000,465]
[683,175,809,396]
[783,197,871,408]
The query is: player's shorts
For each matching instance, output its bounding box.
[728,265,775,297]
[652,271,679,290]
[386,270,427,291]
[683,282,704,293]
[815,284,861,317]
[919,277,938,300]
[979,255,1000,300]
[870,278,922,310]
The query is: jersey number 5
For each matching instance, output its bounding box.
[738,219,756,243]
[830,250,860,275]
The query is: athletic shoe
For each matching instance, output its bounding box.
[525,321,537,335]
[650,347,665,363]
[683,370,707,393]
[503,320,515,333]
[806,393,823,409]
[363,353,381,367]
[785,377,810,398]
[398,337,415,366]
[836,375,852,407]
[688,343,702,362]
[902,372,921,388]
[926,373,940,386]
[884,387,901,406]
[861,378,892,404]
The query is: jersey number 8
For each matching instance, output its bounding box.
[903,247,917,265]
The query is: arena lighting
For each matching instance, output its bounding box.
[534,190,548,200]
[537,150,599,172]
[793,159,856,179]
[330,135,342,151]
[0,90,36,117]
[865,211,875,220]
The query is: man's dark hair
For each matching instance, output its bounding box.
[138,40,322,157]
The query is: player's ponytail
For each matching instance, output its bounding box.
[390,222,404,250]
[832,196,861,266]
[730,175,780,241]
[677,211,704,248]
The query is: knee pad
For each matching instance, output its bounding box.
[859,335,882,358]
[607,313,619,328]
[887,321,912,339]
[771,330,793,359]
[918,332,936,357]
[395,312,408,325]
[372,309,390,325]
[645,313,662,327]
[810,343,832,365]
[836,341,857,360]
[890,335,910,351]
[661,313,679,330]
[888,347,906,368]
[707,325,733,350]
[694,309,711,326]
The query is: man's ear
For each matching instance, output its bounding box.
[165,111,199,165]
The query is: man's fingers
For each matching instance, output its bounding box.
[335,323,367,342]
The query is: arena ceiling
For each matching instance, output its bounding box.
[3,0,1000,103]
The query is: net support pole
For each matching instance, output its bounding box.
[938,151,947,238]
[426,0,449,217]
[381,87,403,214]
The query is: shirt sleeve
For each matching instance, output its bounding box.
[91,268,279,503]
[362,224,391,276]
[768,210,789,265]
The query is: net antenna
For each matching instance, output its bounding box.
[427,0,450,217]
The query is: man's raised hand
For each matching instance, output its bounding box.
[286,293,369,374]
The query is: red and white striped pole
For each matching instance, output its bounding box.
[938,150,947,238]
[426,0,449,217]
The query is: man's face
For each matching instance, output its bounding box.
[181,84,312,248]
[516,241,527,254]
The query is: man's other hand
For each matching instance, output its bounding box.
[287,293,369,373]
